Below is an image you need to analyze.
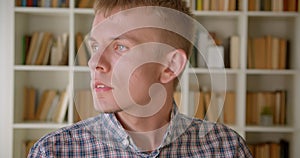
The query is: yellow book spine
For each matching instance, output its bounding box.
[196,0,202,11]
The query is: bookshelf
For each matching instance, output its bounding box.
[3,0,300,157]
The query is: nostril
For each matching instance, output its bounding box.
[96,65,106,72]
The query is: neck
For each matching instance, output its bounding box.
[115,94,174,151]
[115,96,173,132]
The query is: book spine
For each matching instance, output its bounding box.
[21,0,27,7]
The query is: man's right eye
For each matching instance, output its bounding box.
[91,43,99,53]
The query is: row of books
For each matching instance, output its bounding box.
[248,140,289,158]
[246,90,287,126]
[174,90,236,125]
[190,32,240,69]
[248,0,299,12]
[16,0,70,8]
[247,35,288,69]
[23,87,69,123]
[23,32,69,66]
[76,0,95,8]
[193,0,243,11]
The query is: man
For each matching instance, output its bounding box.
[29,0,252,157]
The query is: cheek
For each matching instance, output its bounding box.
[129,65,161,92]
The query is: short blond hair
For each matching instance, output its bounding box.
[93,0,194,58]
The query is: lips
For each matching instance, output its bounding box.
[93,81,113,92]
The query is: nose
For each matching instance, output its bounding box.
[88,48,111,73]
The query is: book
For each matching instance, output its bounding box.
[46,94,59,122]
[35,32,53,65]
[274,91,281,125]
[26,32,39,65]
[248,0,256,11]
[272,0,283,11]
[40,0,51,7]
[229,35,239,69]
[52,87,70,123]
[74,89,98,121]
[22,35,31,65]
[23,87,36,121]
[75,32,88,66]
[189,47,198,67]
[58,33,69,65]
[50,33,69,65]
[228,0,236,11]
[223,91,236,124]
[279,90,286,125]
[218,0,228,11]
[202,0,210,10]
[15,0,22,6]
[298,0,300,12]
[270,143,281,158]
[194,91,205,119]
[237,0,243,11]
[196,0,202,11]
[204,91,225,122]
[271,37,280,69]
[51,0,59,7]
[247,38,254,69]
[197,31,209,68]
[283,0,289,11]
[252,37,266,69]
[278,39,287,69]
[35,90,57,121]
[30,32,45,65]
[77,0,95,8]
[210,0,219,11]
[27,0,33,7]
[24,140,37,156]
[264,35,272,69]
[263,0,272,11]
[42,35,53,65]
[246,92,254,124]
[207,46,224,68]
[280,140,289,158]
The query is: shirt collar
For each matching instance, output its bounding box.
[88,102,193,152]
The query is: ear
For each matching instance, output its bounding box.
[160,49,187,84]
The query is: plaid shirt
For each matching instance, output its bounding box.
[28,105,253,157]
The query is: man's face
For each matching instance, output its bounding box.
[88,10,167,114]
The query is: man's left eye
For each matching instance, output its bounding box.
[115,44,129,52]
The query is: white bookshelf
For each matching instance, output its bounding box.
[3,0,300,157]
[181,1,300,158]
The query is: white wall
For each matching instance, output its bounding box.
[0,0,13,157]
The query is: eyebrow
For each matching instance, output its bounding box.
[89,33,140,45]
[88,37,97,42]
[116,34,140,44]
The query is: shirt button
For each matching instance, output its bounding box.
[122,139,129,147]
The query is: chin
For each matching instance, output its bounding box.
[93,100,123,113]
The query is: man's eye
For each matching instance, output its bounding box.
[91,43,99,53]
[115,44,129,53]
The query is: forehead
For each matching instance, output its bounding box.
[91,9,162,43]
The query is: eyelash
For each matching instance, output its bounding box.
[88,41,129,54]
[90,42,99,53]
[114,44,129,53]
